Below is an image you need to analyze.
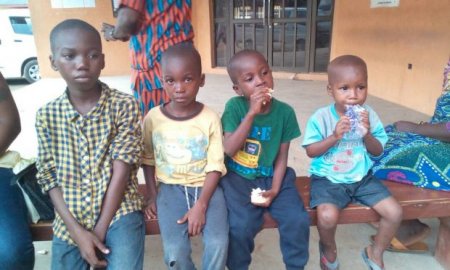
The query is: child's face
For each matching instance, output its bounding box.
[327,64,368,113]
[50,28,104,92]
[162,55,205,106]
[232,54,274,98]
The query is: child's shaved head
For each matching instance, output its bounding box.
[50,19,101,54]
[227,50,267,84]
[327,55,367,84]
[161,42,202,75]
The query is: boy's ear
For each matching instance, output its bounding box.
[200,73,205,87]
[326,84,333,96]
[49,55,58,71]
[232,85,242,96]
[100,53,105,70]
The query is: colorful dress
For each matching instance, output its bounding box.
[120,0,194,116]
[372,61,450,191]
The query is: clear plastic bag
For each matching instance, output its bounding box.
[344,104,367,140]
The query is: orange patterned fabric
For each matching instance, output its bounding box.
[120,0,194,116]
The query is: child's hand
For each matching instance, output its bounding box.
[360,110,370,137]
[144,198,157,220]
[248,88,272,115]
[252,189,278,207]
[333,116,351,139]
[72,227,109,268]
[177,203,206,236]
[394,120,419,133]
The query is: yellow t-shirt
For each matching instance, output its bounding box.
[142,104,226,187]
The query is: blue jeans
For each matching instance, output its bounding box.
[220,167,310,270]
[0,168,35,270]
[157,183,229,270]
[51,211,145,270]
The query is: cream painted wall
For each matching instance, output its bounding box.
[28,0,208,77]
[330,0,450,115]
[192,0,214,73]
[28,0,130,77]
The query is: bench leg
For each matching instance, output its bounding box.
[435,217,450,269]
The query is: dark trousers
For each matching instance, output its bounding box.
[220,167,310,270]
[0,168,35,270]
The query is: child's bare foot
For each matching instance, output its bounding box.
[395,219,430,246]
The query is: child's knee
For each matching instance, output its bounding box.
[204,234,229,251]
[388,202,403,223]
[378,198,403,223]
[284,167,296,180]
[287,210,311,229]
[317,205,339,228]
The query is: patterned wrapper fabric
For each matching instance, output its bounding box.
[372,59,450,191]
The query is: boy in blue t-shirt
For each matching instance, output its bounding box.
[302,55,402,270]
[220,50,310,269]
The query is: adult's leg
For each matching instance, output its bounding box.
[220,171,264,270]
[0,168,34,270]
[104,211,145,270]
[51,236,89,270]
[157,183,196,270]
[132,70,170,117]
[201,186,229,270]
[268,168,310,270]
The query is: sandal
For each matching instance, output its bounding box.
[370,235,429,254]
[319,242,339,270]
[361,247,384,270]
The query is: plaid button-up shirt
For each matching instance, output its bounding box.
[36,82,143,244]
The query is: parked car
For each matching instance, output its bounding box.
[0,8,40,83]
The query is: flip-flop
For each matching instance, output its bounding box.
[319,242,339,270]
[361,247,384,270]
[369,235,429,254]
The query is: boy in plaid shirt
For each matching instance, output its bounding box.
[36,19,144,269]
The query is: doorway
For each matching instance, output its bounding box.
[214,0,333,72]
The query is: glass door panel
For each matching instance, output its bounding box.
[271,0,309,71]
[213,0,333,72]
[232,0,268,59]
[312,0,332,71]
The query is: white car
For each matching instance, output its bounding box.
[0,8,40,83]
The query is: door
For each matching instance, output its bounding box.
[214,0,333,72]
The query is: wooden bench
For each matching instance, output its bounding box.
[30,177,450,269]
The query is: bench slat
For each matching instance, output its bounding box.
[30,177,450,240]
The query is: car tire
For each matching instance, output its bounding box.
[23,59,40,83]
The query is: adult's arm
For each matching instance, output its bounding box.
[102,5,142,42]
[395,121,450,143]
[0,72,21,156]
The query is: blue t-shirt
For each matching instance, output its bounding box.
[302,104,388,184]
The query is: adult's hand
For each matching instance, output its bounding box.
[101,23,117,41]
[394,120,419,133]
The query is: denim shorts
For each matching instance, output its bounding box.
[310,172,391,209]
